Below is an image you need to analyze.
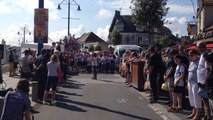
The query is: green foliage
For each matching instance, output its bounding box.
[95,45,102,51]
[159,36,171,47]
[88,45,94,52]
[112,30,122,45]
[131,0,169,29]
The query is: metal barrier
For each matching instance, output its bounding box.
[31,81,38,102]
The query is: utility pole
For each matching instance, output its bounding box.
[37,0,44,55]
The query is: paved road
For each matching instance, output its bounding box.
[33,74,184,120]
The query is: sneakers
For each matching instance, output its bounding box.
[149,99,158,104]
[42,100,49,105]
[51,100,56,105]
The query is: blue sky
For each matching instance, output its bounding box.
[0,0,196,46]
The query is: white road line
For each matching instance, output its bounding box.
[148,104,170,120]
[116,98,128,103]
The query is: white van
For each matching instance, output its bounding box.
[114,45,142,57]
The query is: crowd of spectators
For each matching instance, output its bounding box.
[121,42,213,120]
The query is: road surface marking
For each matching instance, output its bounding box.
[148,104,170,120]
[116,98,128,103]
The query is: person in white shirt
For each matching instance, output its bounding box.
[197,42,211,120]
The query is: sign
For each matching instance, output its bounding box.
[34,8,48,43]
[0,44,4,59]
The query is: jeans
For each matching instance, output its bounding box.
[93,66,97,79]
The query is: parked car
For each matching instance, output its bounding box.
[114,45,142,57]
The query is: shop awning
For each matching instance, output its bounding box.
[207,43,213,49]
[187,43,213,50]
[187,45,196,50]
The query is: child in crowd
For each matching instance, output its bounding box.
[168,55,185,112]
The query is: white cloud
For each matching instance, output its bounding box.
[96,25,110,42]
[1,24,33,46]
[1,24,85,46]
[49,11,60,20]
[49,24,86,42]
[0,1,12,14]
[98,0,132,15]
[98,9,113,18]
[167,4,195,14]
[0,0,57,14]
[165,17,187,26]
[165,17,188,36]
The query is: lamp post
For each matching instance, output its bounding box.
[57,0,81,38]
[17,26,31,46]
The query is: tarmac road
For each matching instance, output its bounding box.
[33,73,185,120]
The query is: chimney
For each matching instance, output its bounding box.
[115,10,120,17]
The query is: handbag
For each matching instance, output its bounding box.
[161,82,169,91]
[144,81,151,90]
[57,67,62,84]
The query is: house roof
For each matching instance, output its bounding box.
[78,32,107,44]
[109,10,172,35]
[109,11,137,33]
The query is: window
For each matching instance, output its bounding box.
[116,25,124,31]
[138,37,143,45]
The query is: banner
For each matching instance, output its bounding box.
[34,8,48,43]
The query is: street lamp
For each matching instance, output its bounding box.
[57,0,81,38]
[17,25,31,46]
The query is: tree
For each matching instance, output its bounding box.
[88,45,94,52]
[159,36,171,47]
[131,0,169,46]
[112,30,122,45]
[95,45,102,51]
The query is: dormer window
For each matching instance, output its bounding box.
[115,19,124,32]
[136,26,144,31]
[116,25,124,32]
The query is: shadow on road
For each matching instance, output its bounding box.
[55,101,87,112]
[56,95,151,120]
[61,80,85,89]
[57,90,83,97]
[97,79,123,84]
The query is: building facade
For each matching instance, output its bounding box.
[108,10,173,48]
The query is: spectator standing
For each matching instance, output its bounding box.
[148,46,159,103]
[203,51,213,119]
[164,49,177,106]
[8,49,14,77]
[91,53,98,80]
[168,55,185,112]
[43,54,60,105]
[197,42,211,120]
[187,50,202,119]
[21,50,32,79]
[35,49,48,101]
[13,49,19,76]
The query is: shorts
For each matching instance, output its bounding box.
[77,61,82,66]
[167,77,174,91]
[45,76,58,91]
[9,63,14,70]
[14,62,18,69]
[173,86,184,94]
